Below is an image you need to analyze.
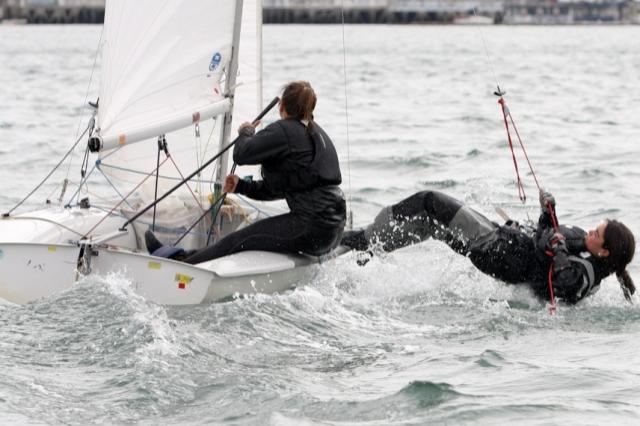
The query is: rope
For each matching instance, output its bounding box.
[83,157,170,238]
[508,112,543,191]
[206,163,238,245]
[167,154,206,214]
[472,7,501,90]
[497,91,558,315]
[340,0,354,229]
[96,163,135,210]
[498,98,526,203]
[1,216,84,237]
[91,204,212,237]
[98,162,218,184]
[472,9,558,314]
[174,194,225,246]
[152,136,165,231]
[65,25,104,181]
[4,121,93,217]
[234,193,272,219]
[65,163,97,207]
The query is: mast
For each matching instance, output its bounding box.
[215,0,244,190]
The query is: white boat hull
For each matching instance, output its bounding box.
[0,243,80,304]
[90,248,320,305]
[0,201,341,305]
[0,241,332,306]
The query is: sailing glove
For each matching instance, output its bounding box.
[239,125,256,137]
[539,190,556,214]
[537,228,567,257]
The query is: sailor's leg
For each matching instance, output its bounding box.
[183,213,342,264]
[342,191,496,254]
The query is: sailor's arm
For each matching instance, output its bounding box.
[225,175,283,201]
[232,122,288,165]
[539,229,594,303]
[537,190,556,231]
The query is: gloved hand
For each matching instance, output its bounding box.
[539,189,556,214]
[537,228,567,256]
[238,122,256,136]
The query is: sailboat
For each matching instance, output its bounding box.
[0,0,344,305]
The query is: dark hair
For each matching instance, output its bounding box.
[602,220,636,302]
[281,81,316,123]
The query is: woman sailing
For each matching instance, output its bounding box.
[341,190,635,304]
[147,81,346,263]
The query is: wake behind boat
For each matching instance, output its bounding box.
[0,0,345,305]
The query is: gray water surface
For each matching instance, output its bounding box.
[1,24,640,425]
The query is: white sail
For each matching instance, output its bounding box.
[90,0,246,249]
[94,0,239,150]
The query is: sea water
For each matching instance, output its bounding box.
[1,24,639,425]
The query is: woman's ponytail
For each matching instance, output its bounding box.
[617,269,636,303]
[602,220,635,302]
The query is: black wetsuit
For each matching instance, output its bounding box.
[183,119,346,264]
[342,191,608,304]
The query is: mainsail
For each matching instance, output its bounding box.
[93,0,262,194]
[92,0,238,151]
[87,0,254,248]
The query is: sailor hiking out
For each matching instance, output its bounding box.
[341,190,635,304]
[147,81,346,263]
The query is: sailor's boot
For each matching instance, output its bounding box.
[144,230,164,254]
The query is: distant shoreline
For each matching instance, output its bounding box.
[0,2,638,26]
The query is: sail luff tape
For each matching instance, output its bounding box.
[119,135,126,145]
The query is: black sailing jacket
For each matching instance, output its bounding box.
[232,118,346,229]
[468,211,608,304]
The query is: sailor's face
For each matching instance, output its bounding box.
[585,221,609,257]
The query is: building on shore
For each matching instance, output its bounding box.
[503,0,638,24]
[0,0,638,24]
[263,0,505,23]
[0,0,104,24]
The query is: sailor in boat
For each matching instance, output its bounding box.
[147,81,346,263]
[341,190,635,304]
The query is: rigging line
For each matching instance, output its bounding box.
[470,10,557,314]
[91,204,210,236]
[472,7,501,90]
[2,216,84,237]
[340,1,353,227]
[45,182,61,202]
[95,164,135,210]
[233,194,272,219]
[65,163,97,207]
[194,123,203,198]
[174,194,226,246]
[206,163,237,246]
[3,121,92,217]
[508,114,542,191]
[83,157,170,238]
[99,162,218,185]
[65,25,104,181]
[203,117,219,194]
[167,155,207,214]
[152,136,164,231]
